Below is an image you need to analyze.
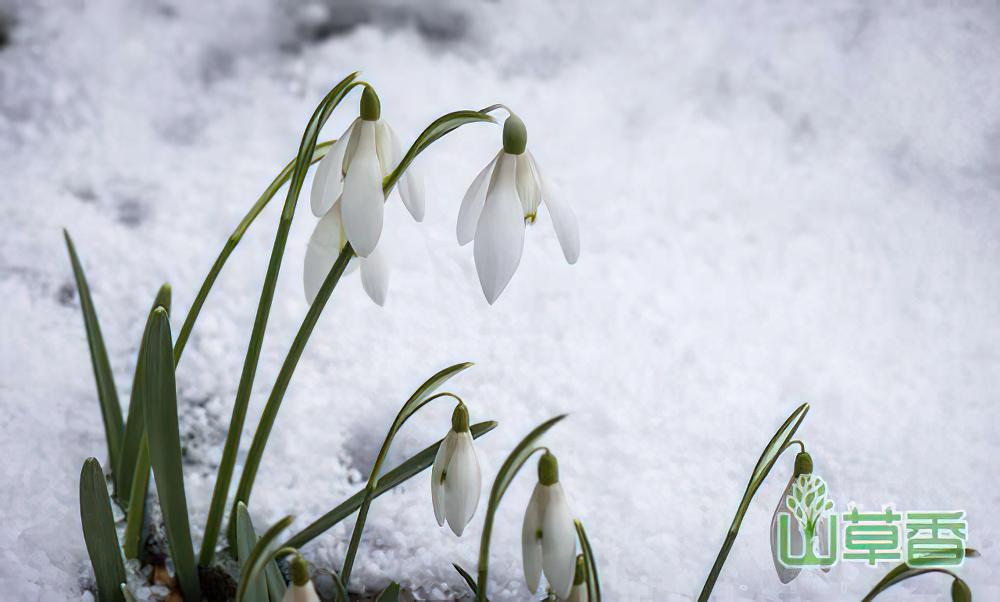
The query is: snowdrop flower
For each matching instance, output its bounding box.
[770,450,831,582]
[283,553,320,602]
[457,114,580,304]
[562,555,588,602]
[303,202,389,306]
[522,451,577,599]
[305,86,423,305]
[431,404,482,537]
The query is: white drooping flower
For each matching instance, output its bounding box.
[457,114,579,304]
[522,451,577,599]
[770,451,832,582]
[282,554,321,602]
[304,86,423,305]
[431,404,482,537]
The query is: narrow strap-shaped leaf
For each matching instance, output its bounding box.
[476,415,567,602]
[120,584,137,602]
[574,519,601,602]
[65,231,124,495]
[235,503,268,602]
[861,549,975,601]
[79,457,126,602]
[697,403,810,602]
[122,437,150,559]
[453,564,481,598]
[119,283,171,503]
[236,516,294,602]
[283,420,496,549]
[376,582,401,602]
[142,308,201,601]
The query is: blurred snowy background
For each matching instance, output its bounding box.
[1,0,999,600]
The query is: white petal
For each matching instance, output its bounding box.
[533,154,580,264]
[770,477,801,584]
[303,209,344,305]
[341,121,384,257]
[521,483,546,594]
[374,120,395,178]
[383,123,425,221]
[541,483,577,600]
[359,242,389,306]
[818,515,833,573]
[443,432,481,536]
[431,431,457,527]
[282,581,320,602]
[473,154,525,304]
[457,150,502,245]
[310,120,357,217]
[515,153,541,218]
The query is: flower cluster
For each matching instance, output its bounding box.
[306,91,579,306]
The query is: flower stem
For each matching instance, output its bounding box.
[172,140,335,365]
[697,403,810,601]
[225,244,354,549]
[339,390,467,587]
[198,72,363,567]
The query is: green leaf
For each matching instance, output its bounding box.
[142,308,201,601]
[122,437,149,559]
[283,420,497,550]
[236,516,294,602]
[453,564,479,597]
[476,415,567,601]
[79,457,126,602]
[120,584,137,602]
[65,231,125,496]
[235,503,268,602]
[118,284,171,502]
[376,582,401,602]
[574,519,602,602]
[861,564,965,602]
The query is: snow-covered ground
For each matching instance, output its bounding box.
[1,0,999,600]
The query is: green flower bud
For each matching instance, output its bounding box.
[451,403,470,433]
[951,577,972,602]
[290,552,310,586]
[538,451,559,486]
[360,86,381,121]
[502,114,527,155]
[793,451,813,477]
[573,554,586,586]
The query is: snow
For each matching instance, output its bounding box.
[1,0,999,600]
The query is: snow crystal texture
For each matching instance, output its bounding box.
[1,0,998,600]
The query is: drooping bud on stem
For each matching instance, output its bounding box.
[573,554,586,586]
[502,114,527,155]
[290,552,310,587]
[793,451,813,477]
[538,451,559,486]
[360,86,381,121]
[451,403,470,433]
[951,577,971,602]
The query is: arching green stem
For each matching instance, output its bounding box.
[339,377,474,587]
[198,71,363,566]
[476,415,567,602]
[697,403,810,602]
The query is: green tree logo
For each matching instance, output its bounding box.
[777,474,838,568]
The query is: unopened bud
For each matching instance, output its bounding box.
[538,451,559,486]
[502,114,527,155]
[360,86,381,121]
